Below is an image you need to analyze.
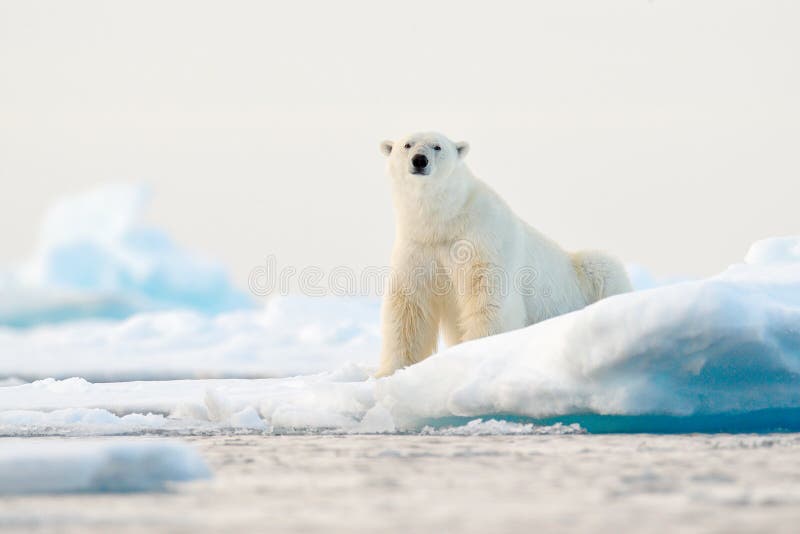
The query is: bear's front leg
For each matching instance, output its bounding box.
[456,263,504,343]
[375,279,438,378]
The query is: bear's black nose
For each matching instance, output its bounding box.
[412,154,429,169]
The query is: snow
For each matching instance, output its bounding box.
[1,236,800,434]
[745,235,800,265]
[0,407,167,433]
[6,434,800,533]
[0,439,209,494]
[0,296,380,381]
[0,184,250,328]
[419,419,585,436]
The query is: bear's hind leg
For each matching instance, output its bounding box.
[572,250,632,303]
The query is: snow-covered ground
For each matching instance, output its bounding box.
[0,438,209,494]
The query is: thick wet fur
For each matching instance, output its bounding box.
[377,132,631,377]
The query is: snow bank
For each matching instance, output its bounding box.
[0,439,209,494]
[0,184,250,327]
[370,247,800,432]
[0,296,380,381]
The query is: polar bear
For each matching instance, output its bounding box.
[375,132,632,377]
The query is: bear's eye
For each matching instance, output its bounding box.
[404,143,411,149]
[434,145,441,151]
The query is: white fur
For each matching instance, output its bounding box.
[376,132,631,377]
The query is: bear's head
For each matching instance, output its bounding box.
[380,132,469,181]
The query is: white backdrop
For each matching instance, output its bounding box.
[1,0,798,286]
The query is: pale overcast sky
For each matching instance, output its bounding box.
[1,1,798,290]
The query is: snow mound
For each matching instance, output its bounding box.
[0,439,210,494]
[0,184,250,327]
[745,236,800,265]
[375,257,800,430]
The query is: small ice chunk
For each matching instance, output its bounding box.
[0,439,210,494]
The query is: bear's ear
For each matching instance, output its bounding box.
[456,141,470,158]
[380,140,394,157]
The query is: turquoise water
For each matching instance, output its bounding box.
[425,408,800,434]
